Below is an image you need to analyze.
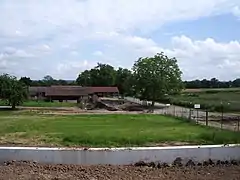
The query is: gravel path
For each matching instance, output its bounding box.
[0,161,240,180]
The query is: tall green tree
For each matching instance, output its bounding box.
[0,74,11,98]
[43,75,54,86]
[76,63,116,87]
[115,68,133,96]
[232,78,240,87]
[19,76,32,86]
[76,70,93,86]
[0,74,28,109]
[132,52,183,109]
[94,63,116,86]
[57,79,68,85]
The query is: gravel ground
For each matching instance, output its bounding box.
[0,161,240,180]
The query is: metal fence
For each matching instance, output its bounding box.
[124,97,240,132]
[159,106,240,132]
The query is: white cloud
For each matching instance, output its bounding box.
[70,51,79,56]
[15,50,34,58]
[232,6,240,17]
[0,47,34,59]
[0,0,239,37]
[84,32,240,80]
[2,47,16,55]
[167,36,240,80]
[53,60,96,79]
[93,51,103,57]
[2,31,239,80]
[0,59,18,74]
[0,60,7,70]
[0,0,240,80]
[42,44,51,50]
[0,47,34,75]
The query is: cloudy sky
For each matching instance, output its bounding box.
[0,0,240,80]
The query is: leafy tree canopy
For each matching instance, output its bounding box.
[115,68,134,96]
[76,63,134,95]
[76,63,116,87]
[132,52,183,105]
[0,74,28,109]
[19,76,32,86]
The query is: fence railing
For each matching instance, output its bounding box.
[159,107,240,132]
[124,97,240,132]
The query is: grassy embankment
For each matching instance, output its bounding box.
[0,112,239,147]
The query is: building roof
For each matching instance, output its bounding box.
[29,86,119,97]
[89,87,119,93]
[45,86,89,96]
[50,85,82,88]
[28,86,47,96]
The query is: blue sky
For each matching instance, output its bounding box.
[0,0,240,80]
[150,13,240,46]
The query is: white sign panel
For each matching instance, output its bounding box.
[194,104,200,109]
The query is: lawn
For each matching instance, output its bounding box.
[0,100,77,107]
[168,90,240,112]
[184,87,240,93]
[0,112,239,147]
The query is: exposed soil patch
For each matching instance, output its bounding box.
[0,141,194,148]
[0,161,239,180]
[14,108,147,115]
[0,133,53,147]
[146,142,194,147]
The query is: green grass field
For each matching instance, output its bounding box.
[184,87,240,93]
[169,89,240,112]
[0,100,77,107]
[0,112,239,147]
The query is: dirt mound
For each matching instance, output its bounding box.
[0,161,239,180]
[96,101,119,111]
[119,102,146,111]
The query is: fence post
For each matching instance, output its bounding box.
[188,108,191,121]
[238,117,240,132]
[206,110,208,126]
[221,116,223,129]
[173,105,176,117]
[221,104,223,129]
[196,109,199,124]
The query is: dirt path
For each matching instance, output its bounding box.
[0,161,239,180]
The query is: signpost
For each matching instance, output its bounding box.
[194,104,200,109]
[194,104,200,123]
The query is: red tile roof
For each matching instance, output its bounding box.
[89,87,119,93]
[29,86,119,97]
[28,86,47,96]
[45,86,89,96]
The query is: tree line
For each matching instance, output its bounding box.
[1,52,239,110]
[184,78,240,89]
[19,68,240,92]
[1,52,184,110]
[76,52,183,108]
[19,75,76,87]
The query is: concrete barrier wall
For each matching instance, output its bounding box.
[0,144,240,165]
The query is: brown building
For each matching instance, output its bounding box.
[28,86,119,101]
[28,86,47,100]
